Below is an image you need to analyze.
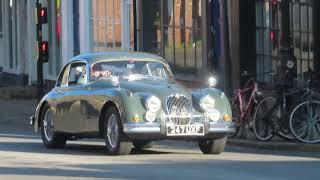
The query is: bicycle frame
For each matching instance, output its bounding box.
[232,81,259,125]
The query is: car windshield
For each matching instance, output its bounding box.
[90,60,173,81]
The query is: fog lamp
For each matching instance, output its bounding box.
[132,114,141,122]
[145,111,157,122]
[223,114,231,122]
[207,109,220,121]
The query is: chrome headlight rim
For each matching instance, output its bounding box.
[200,94,216,112]
[145,95,161,112]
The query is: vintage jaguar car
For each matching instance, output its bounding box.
[30,52,235,155]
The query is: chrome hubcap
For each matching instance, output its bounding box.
[107,114,119,148]
[43,110,54,141]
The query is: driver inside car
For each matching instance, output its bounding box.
[91,65,112,80]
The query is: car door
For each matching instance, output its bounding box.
[53,63,71,132]
[62,61,88,133]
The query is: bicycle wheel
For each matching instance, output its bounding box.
[253,96,278,141]
[248,94,264,129]
[278,125,295,141]
[277,115,295,141]
[290,100,320,143]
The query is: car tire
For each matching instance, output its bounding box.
[198,136,227,154]
[103,106,132,155]
[133,140,153,150]
[40,104,67,148]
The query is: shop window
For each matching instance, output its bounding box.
[290,0,313,79]
[162,0,202,75]
[256,0,280,83]
[89,0,126,51]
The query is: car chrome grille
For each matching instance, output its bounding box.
[166,94,192,125]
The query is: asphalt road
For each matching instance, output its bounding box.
[0,124,319,180]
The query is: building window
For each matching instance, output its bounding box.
[162,0,202,75]
[255,0,280,83]
[89,0,124,51]
[256,0,314,83]
[290,0,313,80]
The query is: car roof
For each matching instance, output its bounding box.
[68,52,167,65]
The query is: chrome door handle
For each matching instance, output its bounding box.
[57,90,64,95]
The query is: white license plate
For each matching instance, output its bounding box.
[167,125,205,136]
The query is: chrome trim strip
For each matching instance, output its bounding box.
[208,121,236,133]
[163,114,203,118]
[123,123,161,134]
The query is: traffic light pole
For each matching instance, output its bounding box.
[37,59,44,102]
[36,0,45,102]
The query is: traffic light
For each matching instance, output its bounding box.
[37,7,48,25]
[36,2,49,63]
[38,41,49,63]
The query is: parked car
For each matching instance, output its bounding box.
[30,52,235,155]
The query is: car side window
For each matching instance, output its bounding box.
[68,62,87,86]
[56,64,70,87]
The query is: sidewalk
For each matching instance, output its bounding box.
[0,86,37,99]
[227,138,320,153]
[0,99,37,128]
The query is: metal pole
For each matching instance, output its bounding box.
[222,0,232,97]
[36,0,43,102]
[133,0,137,51]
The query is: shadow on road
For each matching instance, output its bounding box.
[0,130,320,159]
[0,159,319,179]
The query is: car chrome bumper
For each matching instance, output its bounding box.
[123,123,161,134]
[208,121,236,133]
[123,120,235,135]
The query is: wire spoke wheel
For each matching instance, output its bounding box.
[43,110,54,142]
[253,97,278,141]
[107,114,119,149]
[290,100,320,143]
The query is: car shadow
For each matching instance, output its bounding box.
[0,131,320,159]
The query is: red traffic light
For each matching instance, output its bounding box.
[40,9,46,17]
[38,41,49,63]
[37,7,48,24]
[41,42,47,51]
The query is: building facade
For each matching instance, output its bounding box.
[1,0,316,92]
[238,0,320,86]
[0,0,219,87]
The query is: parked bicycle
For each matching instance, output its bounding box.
[289,70,320,143]
[230,71,263,138]
[253,83,297,141]
[253,68,320,142]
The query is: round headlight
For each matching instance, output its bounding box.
[145,95,161,112]
[200,95,215,112]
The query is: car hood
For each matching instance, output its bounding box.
[118,79,191,98]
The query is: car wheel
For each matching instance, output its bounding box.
[198,136,227,154]
[103,106,132,155]
[133,140,153,150]
[40,104,67,148]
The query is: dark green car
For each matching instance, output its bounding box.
[30,52,235,155]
